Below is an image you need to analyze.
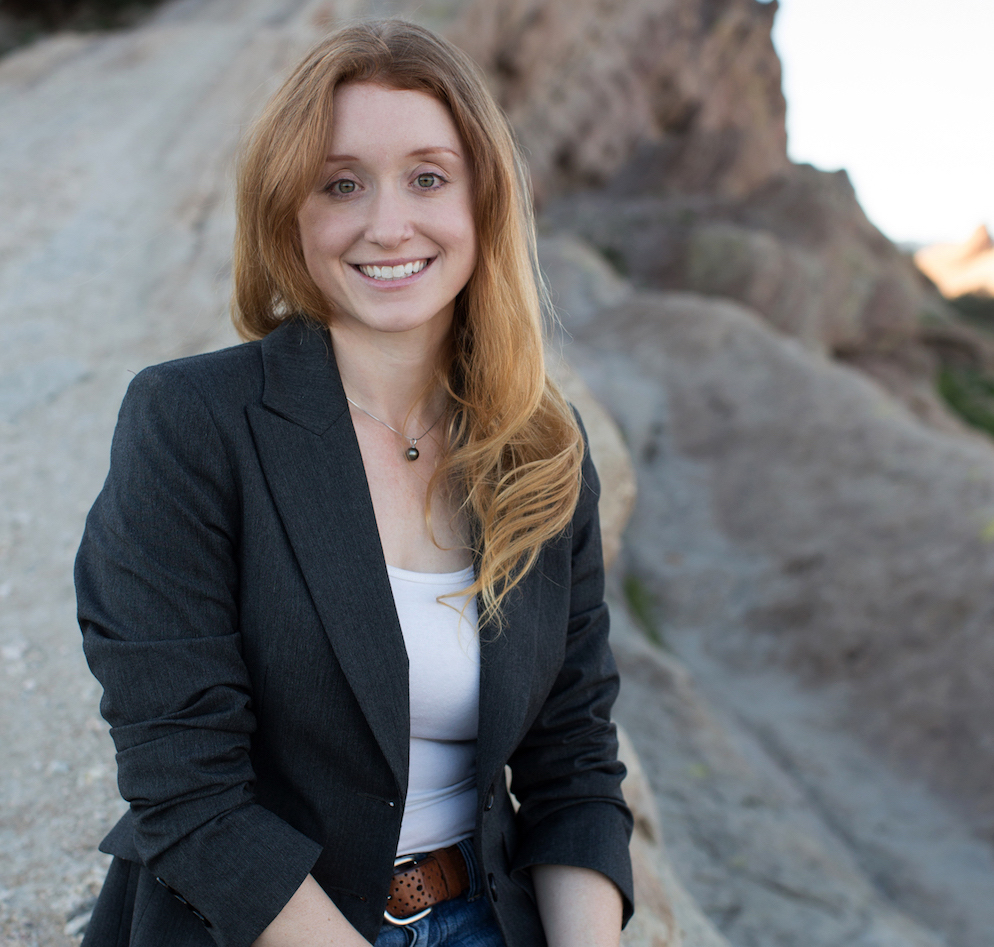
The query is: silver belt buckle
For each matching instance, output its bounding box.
[383,855,433,926]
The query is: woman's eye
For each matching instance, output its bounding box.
[416,173,440,189]
[329,179,356,195]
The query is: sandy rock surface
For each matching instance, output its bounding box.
[543,165,963,415]
[549,360,636,572]
[453,0,966,414]
[539,119,994,441]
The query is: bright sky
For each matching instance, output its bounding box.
[772,0,994,247]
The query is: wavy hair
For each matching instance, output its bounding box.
[232,19,584,628]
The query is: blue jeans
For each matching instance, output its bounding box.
[375,842,506,947]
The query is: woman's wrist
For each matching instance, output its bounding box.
[250,874,368,947]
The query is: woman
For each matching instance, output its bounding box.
[77,19,633,947]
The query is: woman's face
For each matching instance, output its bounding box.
[297,82,477,344]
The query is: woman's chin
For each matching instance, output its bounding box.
[330,305,456,340]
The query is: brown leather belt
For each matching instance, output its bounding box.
[384,844,470,925]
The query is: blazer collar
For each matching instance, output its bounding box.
[260,317,349,435]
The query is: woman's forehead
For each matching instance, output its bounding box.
[328,82,463,159]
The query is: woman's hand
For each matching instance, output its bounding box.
[251,875,370,947]
[532,864,623,947]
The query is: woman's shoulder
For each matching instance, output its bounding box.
[122,339,267,433]
[133,338,264,395]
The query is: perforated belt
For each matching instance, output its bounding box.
[384,844,471,925]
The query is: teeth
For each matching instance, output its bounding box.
[358,259,428,280]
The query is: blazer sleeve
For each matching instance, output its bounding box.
[75,365,322,947]
[505,424,635,926]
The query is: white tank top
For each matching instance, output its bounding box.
[386,563,480,854]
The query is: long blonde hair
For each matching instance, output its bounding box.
[232,19,584,628]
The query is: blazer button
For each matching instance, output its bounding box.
[484,786,495,811]
[488,873,499,902]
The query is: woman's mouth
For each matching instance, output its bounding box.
[354,258,431,281]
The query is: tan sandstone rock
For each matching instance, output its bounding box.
[447,0,789,204]
[915,225,994,299]
[544,161,993,434]
[546,164,941,354]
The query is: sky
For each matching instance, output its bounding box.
[771,0,994,247]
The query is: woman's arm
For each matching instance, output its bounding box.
[532,864,623,947]
[78,364,322,944]
[504,422,634,926]
[250,875,368,947]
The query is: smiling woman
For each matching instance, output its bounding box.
[296,83,478,344]
[76,19,633,947]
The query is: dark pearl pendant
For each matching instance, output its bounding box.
[405,446,420,461]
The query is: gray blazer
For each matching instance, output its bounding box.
[76,317,633,947]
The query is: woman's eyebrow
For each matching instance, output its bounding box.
[324,147,461,162]
[407,146,461,158]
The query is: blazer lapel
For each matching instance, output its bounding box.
[246,319,410,797]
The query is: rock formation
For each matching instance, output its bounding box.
[617,723,729,947]
[550,359,637,571]
[451,0,935,354]
[545,158,987,434]
[447,0,789,204]
[610,600,966,947]
[916,225,994,300]
[550,164,928,353]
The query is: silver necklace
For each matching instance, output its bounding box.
[345,395,444,461]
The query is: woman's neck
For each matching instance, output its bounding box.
[328,319,449,430]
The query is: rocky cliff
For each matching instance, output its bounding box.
[448,0,788,204]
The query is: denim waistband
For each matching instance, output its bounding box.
[454,837,481,901]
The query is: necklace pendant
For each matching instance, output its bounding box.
[405,446,420,461]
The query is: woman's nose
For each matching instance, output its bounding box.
[364,187,414,249]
